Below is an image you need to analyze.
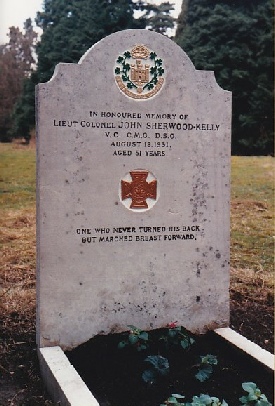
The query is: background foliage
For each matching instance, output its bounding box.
[0,19,37,142]
[175,0,274,155]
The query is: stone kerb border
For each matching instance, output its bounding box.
[215,328,274,370]
[38,346,99,406]
[38,328,274,406]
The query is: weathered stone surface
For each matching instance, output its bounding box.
[36,29,231,350]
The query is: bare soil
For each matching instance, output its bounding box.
[66,329,274,406]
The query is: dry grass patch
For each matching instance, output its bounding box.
[230,267,273,305]
[0,141,36,210]
[0,207,36,327]
[230,156,274,296]
[0,203,50,404]
[229,156,274,352]
[0,146,37,400]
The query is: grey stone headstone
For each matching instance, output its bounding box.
[36,29,231,350]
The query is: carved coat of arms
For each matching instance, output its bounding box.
[115,45,165,100]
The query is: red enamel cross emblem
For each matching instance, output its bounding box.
[121,171,157,209]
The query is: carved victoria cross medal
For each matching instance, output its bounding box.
[121,171,157,209]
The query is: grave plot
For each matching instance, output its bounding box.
[35,29,273,406]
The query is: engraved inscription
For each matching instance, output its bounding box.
[76,224,202,244]
[51,110,222,158]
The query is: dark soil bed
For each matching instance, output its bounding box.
[67,329,274,406]
[230,297,274,353]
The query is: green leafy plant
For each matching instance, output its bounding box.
[143,51,164,91]
[142,355,170,384]
[186,394,228,405]
[118,325,149,351]
[115,51,137,89]
[195,354,218,382]
[160,383,271,406]
[160,394,228,406]
[239,382,272,406]
[160,322,195,350]
[160,393,185,405]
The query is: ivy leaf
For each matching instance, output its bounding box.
[247,394,258,401]
[195,365,213,382]
[142,369,157,384]
[139,331,149,341]
[150,51,157,59]
[158,67,165,76]
[181,336,195,349]
[155,58,162,66]
[117,340,127,349]
[127,325,140,333]
[115,67,120,74]
[124,51,131,58]
[124,63,130,71]
[138,344,147,351]
[200,354,218,365]
[144,355,169,375]
[121,74,128,82]
[166,396,184,404]
[191,394,228,405]
[150,66,157,74]
[117,56,124,63]
[168,329,178,338]
[258,401,272,406]
[191,394,212,405]
[171,394,185,399]
[242,382,257,393]
[180,338,190,349]
[128,333,138,344]
[162,396,185,406]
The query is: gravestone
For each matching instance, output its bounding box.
[36,29,231,350]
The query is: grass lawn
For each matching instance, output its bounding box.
[230,155,274,294]
[0,141,274,405]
